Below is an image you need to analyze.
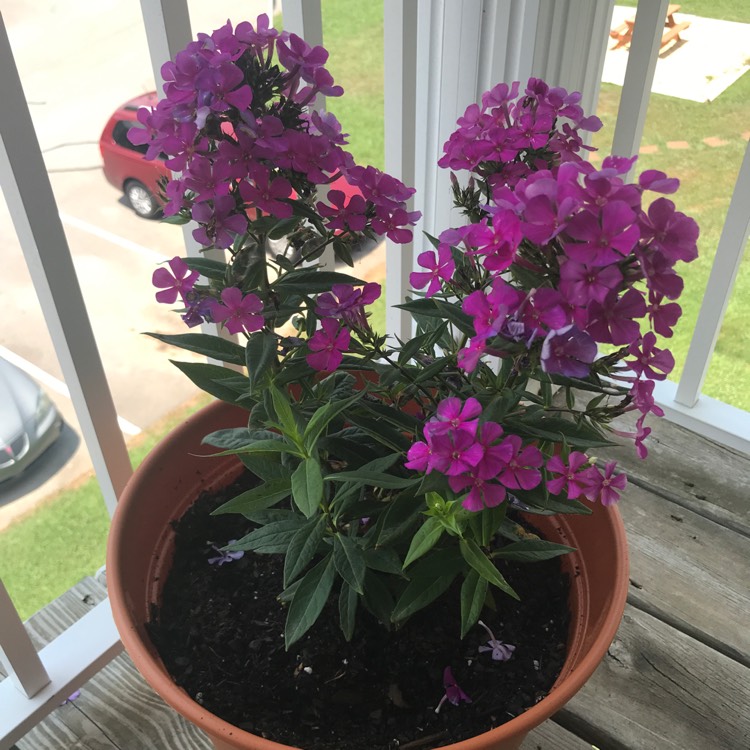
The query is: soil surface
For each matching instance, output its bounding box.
[149,472,570,750]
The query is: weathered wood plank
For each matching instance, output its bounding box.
[557,605,750,750]
[621,483,750,666]
[603,410,750,535]
[521,719,596,749]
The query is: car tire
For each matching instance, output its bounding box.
[125,180,161,219]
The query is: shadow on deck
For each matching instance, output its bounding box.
[6,411,750,750]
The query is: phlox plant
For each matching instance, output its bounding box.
[139,17,698,651]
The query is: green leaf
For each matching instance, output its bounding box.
[229,518,306,554]
[145,332,245,365]
[169,361,248,404]
[361,570,395,626]
[211,439,304,458]
[291,457,324,517]
[270,386,301,442]
[303,391,365,451]
[268,216,302,240]
[283,516,327,587]
[363,548,405,577]
[285,554,336,648]
[374,493,425,548]
[459,538,518,600]
[333,535,366,594]
[402,517,444,568]
[273,270,364,293]
[338,582,358,641]
[397,330,436,365]
[391,549,463,623]
[342,413,412,453]
[182,257,228,280]
[202,428,275,451]
[211,478,291,517]
[492,539,576,562]
[237,454,291,482]
[395,298,474,337]
[246,332,278,393]
[460,570,489,638]
[325,470,419,490]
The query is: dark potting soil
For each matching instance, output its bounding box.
[148,472,570,750]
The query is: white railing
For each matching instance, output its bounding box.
[1,0,748,746]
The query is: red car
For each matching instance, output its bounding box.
[100,93,170,218]
[100,93,362,222]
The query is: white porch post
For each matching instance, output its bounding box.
[384,0,419,341]
[0,15,132,516]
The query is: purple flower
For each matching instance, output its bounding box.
[191,195,248,250]
[306,318,350,372]
[208,540,245,565]
[495,435,543,491]
[429,397,482,438]
[626,332,675,380]
[410,247,455,297]
[581,462,627,506]
[317,189,368,232]
[315,283,381,330]
[239,165,293,218]
[638,198,699,264]
[435,666,471,713]
[645,292,682,338]
[564,200,639,266]
[152,257,199,304]
[586,289,646,346]
[210,287,264,334]
[546,451,591,499]
[477,620,516,661]
[541,325,597,378]
[559,259,622,306]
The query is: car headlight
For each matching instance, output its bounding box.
[35,390,54,424]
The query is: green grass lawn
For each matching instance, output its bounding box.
[3,0,748,620]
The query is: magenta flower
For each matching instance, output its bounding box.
[541,325,597,378]
[239,166,293,218]
[546,451,591,499]
[626,332,675,380]
[434,429,484,477]
[582,462,627,506]
[316,189,368,232]
[429,397,482,437]
[638,197,699,264]
[306,318,350,372]
[315,283,381,329]
[496,436,543,490]
[210,288,264,334]
[451,472,508,511]
[559,259,622,306]
[564,201,639,266]
[435,667,472,713]
[586,289,646,345]
[191,196,248,250]
[645,292,682,338]
[152,257,199,304]
[410,247,455,297]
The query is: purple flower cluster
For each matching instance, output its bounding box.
[406,398,627,511]
[408,78,697,460]
[131,16,419,259]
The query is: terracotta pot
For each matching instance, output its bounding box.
[107,399,629,750]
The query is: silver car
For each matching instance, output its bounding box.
[0,357,63,482]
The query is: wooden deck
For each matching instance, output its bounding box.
[5,411,750,750]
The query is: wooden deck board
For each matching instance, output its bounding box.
[557,605,750,750]
[5,415,749,750]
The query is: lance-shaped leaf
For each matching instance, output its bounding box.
[246,332,278,393]
[169,361,247,404]
[459,538,518,600]
[284,516,327,587]
[391,549,463,623]
[492,539,575,562]
[211,478,292,517]
[272,269,364,293]
[338,582,358,641]
[402,516,444,569]
[182,256,227,280]
[325,470,419,490]
[303,391,365,452]
[145,332,245,365]
[460,569,489,638]
[285,553,336,648]
[333,534,366,594]
[292,457,324,517]
[228,518,306,554]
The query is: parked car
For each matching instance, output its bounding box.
[100,92,170,218]
[100,93,365,223]
[0,358,64,483]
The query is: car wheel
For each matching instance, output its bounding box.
[125,180,161,219]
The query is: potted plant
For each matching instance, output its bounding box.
[107,15,698,750]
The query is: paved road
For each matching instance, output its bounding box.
[0,1,276,523]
